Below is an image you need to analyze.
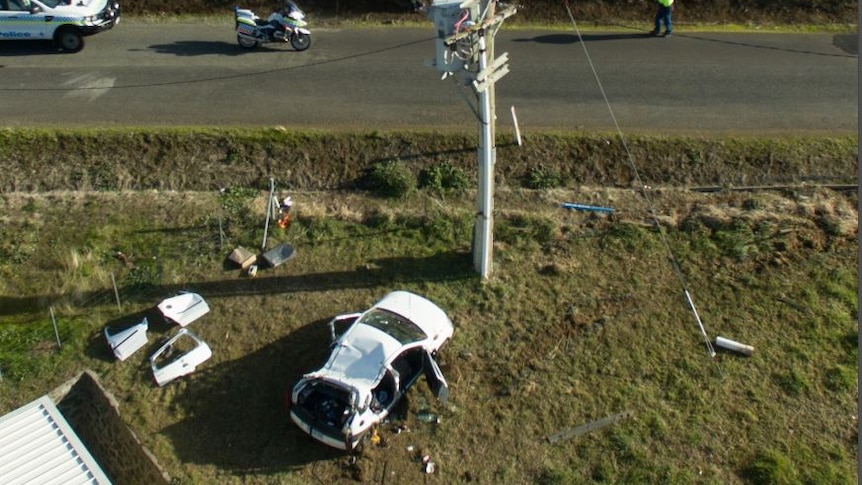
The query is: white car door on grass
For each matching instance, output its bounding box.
[158,292,210,327]
[150,328,212,386]
[104,318,149,361]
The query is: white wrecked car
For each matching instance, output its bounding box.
[289,291,453,451]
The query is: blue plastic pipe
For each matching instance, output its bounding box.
[561,202,615,213]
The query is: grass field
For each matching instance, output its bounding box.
[0,126,856,483]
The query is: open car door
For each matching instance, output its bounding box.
[422,350,449,406]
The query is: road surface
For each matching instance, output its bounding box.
[0,22,856,134]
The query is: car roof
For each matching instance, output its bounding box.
[373,291,453,341]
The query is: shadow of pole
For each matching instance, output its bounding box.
[0,250,475,317]
[512,23,856,58]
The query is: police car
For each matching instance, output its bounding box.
[0,0,120,52]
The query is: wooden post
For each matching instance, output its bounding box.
[511,105,522,146]
[111,272,121,311]
[49,307,61,349]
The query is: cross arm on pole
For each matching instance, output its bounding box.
[441,3,518,47]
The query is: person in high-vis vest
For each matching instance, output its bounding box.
[652,0,674,37]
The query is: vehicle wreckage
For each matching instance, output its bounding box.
[104,292,212,386]
[289,291,453,451]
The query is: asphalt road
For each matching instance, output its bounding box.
[0,22,857,134]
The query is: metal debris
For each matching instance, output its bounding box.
[547,410,633,444]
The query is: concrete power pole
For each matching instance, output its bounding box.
[424,0,517,279]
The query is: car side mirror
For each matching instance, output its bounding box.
[29,5,41,13]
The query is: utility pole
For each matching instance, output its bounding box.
[424,0,517,279]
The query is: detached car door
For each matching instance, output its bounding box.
[422,350,448,405]
[150,328,212,386]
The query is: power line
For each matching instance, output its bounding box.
[563,0,718,360]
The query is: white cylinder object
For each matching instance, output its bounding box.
[715,336,754,356]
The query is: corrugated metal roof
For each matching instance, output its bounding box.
[0,395,112,485]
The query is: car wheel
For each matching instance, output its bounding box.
[237,34,258,49]
[55,28,84,53]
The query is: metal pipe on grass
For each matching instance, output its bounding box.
[715,336,754,356]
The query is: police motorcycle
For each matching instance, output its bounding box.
[234,0,311,51]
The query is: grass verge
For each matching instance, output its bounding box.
[0,128,856,192]
[0,149,856,483]
[0,125,857,483]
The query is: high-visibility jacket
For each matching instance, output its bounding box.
[658,0,674,6]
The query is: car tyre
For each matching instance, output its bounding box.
[55,27,84,53]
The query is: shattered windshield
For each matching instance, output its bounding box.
[360,309,427,345]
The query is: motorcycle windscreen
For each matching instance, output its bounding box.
[422,350,449,406]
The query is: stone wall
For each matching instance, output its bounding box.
[51,370,171,485]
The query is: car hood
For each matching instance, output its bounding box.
[36,0,108,14]
[373,291,453,344]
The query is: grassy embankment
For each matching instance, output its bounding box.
[0,128,857,484]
